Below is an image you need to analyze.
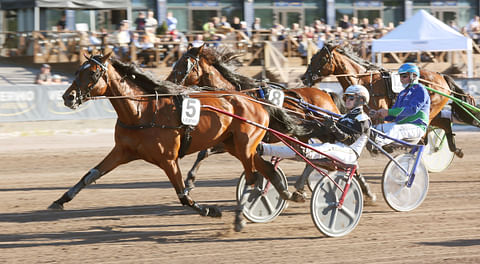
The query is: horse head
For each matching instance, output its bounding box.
[301,43,338,87]
[166,44,204,86]
[63,52,113,109]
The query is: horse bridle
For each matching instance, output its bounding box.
[74,56,109,104]
[174,52,199,85]
[305,45,333,84]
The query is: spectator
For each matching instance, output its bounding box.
[339,14,352,30]
[467,15,480,32]
[212,17,221,28]
[52,74,68,85]
[252,17,262,32]
[134,12,146,31]
[192,34,204,47]
[35,64,52,85]
[135,34,155,67]
[231,16,242,30]
[240,21,251,38]
[166,12,178,32]
[373,17,385,30]
[449,20,460,32]
[351,16,361,34]
[56,14,67,31]
[313,19,326,34]
[360,17,374,32]
[218,16,233,33]
[145,10,158,33]
[114,20,132,60]
[317,33,326,49]
[88,31,103,50]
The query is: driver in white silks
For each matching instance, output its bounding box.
[257,84,376,202]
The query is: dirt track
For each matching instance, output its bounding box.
[0,120,479,263]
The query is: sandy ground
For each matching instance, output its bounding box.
[0,119,479,264]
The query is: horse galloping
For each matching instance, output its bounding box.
[301,42,480,157]
[166,44,343,191]
[48,53,314,231]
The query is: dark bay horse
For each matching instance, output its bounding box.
[301,43,480,158]
[166,44,343,191]
[48,53,315,231]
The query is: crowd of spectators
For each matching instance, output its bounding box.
[65,11,480,67]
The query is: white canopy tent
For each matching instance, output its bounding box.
[371,9,473,77]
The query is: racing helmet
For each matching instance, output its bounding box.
[398,63,420,86]
[344,84,370,104]
[398,63,420,76]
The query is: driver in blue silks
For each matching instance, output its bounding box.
[372,63,431,148]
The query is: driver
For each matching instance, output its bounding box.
[257,84,376,202]
[372,63,431,148]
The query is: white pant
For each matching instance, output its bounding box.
[374,123,425,146]
[262,142,358,165]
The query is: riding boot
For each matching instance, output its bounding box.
[355,172,376,204]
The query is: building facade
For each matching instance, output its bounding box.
[1,0,479,32]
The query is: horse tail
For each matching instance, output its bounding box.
[327,91,346,114]
[443,74,480,126]
[264,105,314,138]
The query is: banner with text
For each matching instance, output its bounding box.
[0,85,116,122]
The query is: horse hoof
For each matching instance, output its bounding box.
[455,149,464,158]
[279,190,292,201]
[205,206,222,217]
[364,193,377,206]
[234,219,246,232]
[291,190,307,203]
[48,202,64,211]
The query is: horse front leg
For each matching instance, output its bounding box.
[163,159,222,218]
[48,145,132,210]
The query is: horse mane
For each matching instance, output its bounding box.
[109,57,191,95]
[329,41,388,72]
[200,47,258,90]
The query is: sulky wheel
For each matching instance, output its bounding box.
[310,174,363,237]
[382,153,429,212]
[422,128,454,172]
[236,167,288,223]
[305,165,342,193]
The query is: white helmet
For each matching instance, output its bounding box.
[344,84,370,104]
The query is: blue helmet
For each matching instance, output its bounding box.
[398,63,419,76]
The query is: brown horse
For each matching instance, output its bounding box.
[166,45,343,192]
[48,53,314,231]
[301,42,479,158]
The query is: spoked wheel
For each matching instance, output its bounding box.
[382,153,429,212]
[422,128,454,172]
[305,165,342,193]
[236,167,288,223]
[310,174,363,237]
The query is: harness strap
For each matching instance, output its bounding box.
[116,119,183,130]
